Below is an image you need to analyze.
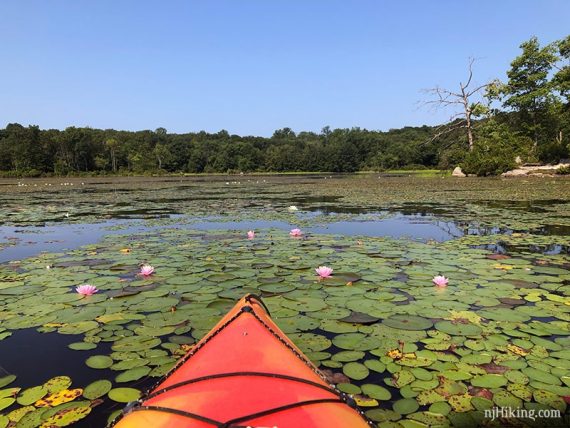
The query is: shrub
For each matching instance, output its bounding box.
[461,145,517,176]
[461,122,534,176]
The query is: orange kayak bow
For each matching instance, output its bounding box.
[112,294,372,428]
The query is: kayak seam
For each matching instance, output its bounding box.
[127,405,224,427]
[130,399,346,427]
[144,371,340,401]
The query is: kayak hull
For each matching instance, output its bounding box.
[113,295,371,428]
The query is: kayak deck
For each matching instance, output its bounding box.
[112,294,372,427]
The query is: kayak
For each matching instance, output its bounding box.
[112,294,372,428]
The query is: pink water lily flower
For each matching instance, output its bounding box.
[315,266,333,278]
[247,230,255,239]
[76,284,98,296]
[432,275,449,287]
[289,228,302,237]
[140,264,155,276]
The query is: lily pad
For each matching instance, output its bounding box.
[108,387,142,403]
[471,374,508,388]
[361,384,391,400]
[35,389,83,407]
[83,380,112,400]
[39,402,92,427]
[343,362,369,380]
[434,320,482,336]
[44,376,72,394]
[383,315,433,331]
[16,386,47,406]
[392,398,419,415]
[115,366,151,382]
[0,375,16,389]
[85,355,114,369]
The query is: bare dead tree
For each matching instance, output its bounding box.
[422,58,494,151]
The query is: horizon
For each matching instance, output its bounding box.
[1,1,569,137]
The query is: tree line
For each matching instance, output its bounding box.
[0,35,568,177]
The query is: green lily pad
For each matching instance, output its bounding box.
[522,367,561,385]
[339,312,380,324]
[471,374,508,388]
[6,405,35,423]
[115,366,151,382]
[383,315,433,331]
[337,383,361,395]
[68,342,98,351]
[0,397,15,411]
[0,375,16,389]
[108,387,142,403]
[493,389,522,409]
[83,380,112,400]
[85,355,114,369]
[392,398,419,415]
[16,386,46,406]
[361,384,391,400]
[434,320,482,336]
[343,362,369,380]
[428,401,451,415]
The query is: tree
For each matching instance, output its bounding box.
[153,143,173,170]
[423,58,495,151]
[553,35,570,103]
[502,36,558,146]
[105,138,119,172]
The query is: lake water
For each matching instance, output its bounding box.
[0,175,569,427]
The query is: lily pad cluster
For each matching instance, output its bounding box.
[0,222,569,426]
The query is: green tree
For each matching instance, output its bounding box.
[105,138,119,172]
[553,35,570,103]
[502,36,558,146]
[153,143,173,170]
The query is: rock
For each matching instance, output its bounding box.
[502,168,528,177]
[452,167,466,177]
[502,163,567,177]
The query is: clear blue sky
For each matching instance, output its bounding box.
[1,1,569,136]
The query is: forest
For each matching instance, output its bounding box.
[1,35,568,177]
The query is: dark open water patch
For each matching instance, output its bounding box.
[0,329,150,427]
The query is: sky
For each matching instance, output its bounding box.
[1,1,569,137]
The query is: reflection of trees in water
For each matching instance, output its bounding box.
[471,242,569,255]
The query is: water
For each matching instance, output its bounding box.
[1,175,569,427]
[0,213,468,264]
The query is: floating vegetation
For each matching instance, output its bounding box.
[0,223,568,426]
[0,176,570,426]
